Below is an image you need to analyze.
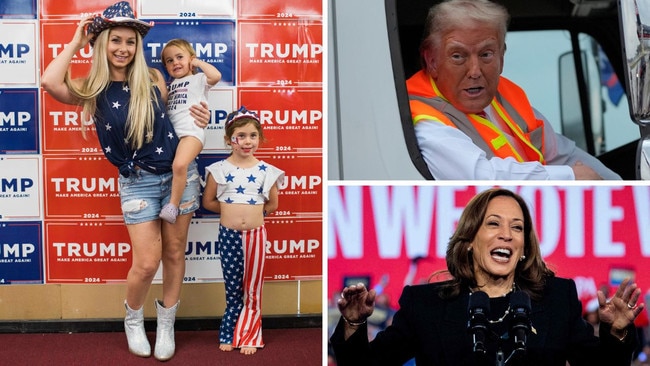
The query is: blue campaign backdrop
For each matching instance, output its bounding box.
[0,221,43,284]
[0,0,36,19]
[143,20,236,86]
[0,88,40,154]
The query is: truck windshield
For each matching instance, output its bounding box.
[502,30,639,155]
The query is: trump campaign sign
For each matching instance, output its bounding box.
[0,88,39,154]
[40,20,93,80]
[143,19,236,86]
[202,87,236,153]
[45,221,131,283]
[257,151,322,215]
[0,20,37,85]
[239,87,322,151]
[43,155,121,220]
[265,217,321,281]
[328,185,650,309]
[41,91,100,154]
[154,218,224,283]
[0,155,41,220]
[237,20,322,87]
[0,221,43,284]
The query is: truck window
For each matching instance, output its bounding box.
[502,30,639,156]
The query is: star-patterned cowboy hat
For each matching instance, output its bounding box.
[87,1,153,46]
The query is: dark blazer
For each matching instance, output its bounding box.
[330,276,636,366]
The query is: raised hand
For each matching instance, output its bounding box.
[597,278,645,338]
[71,14,96,50]
[338,282,376,326]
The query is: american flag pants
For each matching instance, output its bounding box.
[217,224,266,348]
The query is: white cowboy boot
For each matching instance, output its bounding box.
[154,299,179,361]
[124,300,151,357]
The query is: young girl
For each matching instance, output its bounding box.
[202,106,284,355]
[159,39,222,223]
[40,1,210,361]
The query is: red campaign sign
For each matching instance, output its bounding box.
[264,218,322,280]
[238,0,322,19]
[41,90,101,154]
[252,152,322,216]
[40,0,135,19]
[43,155,122,220]
[239,87,322,151]
[44,221,132,283]
[41,21,93,79]
[328,185,650,311]
[237,20,323,86]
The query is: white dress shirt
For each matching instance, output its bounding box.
[414,107,622,180]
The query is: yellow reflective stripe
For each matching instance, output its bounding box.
[473,113,525,162]
[429,76,449,102]
[491,135,508,150]
[491,101,544,164]
[413,114,446,125]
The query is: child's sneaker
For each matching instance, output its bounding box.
[159,203,179,224]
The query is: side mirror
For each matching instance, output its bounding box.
[619,0,650,178]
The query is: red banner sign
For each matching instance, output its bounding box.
[41,91,100,154]
[43,155,122,220]
[265,218,322,281]
[239,87,322,151]
[237,20,323,86]
[40,21,93,79]
[45,221,132,283]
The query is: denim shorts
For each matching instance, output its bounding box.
[118,161,200,224]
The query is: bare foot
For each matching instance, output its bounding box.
[219,344,233,352]
[240,347,257,355]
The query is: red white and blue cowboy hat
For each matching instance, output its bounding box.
[87,1,153,46]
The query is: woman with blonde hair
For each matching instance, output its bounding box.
[41,1,210,361]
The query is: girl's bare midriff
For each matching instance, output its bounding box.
[218,203,265,231]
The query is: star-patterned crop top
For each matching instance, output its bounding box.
[204,159,284,204]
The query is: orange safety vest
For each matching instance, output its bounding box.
[407,70,546,164]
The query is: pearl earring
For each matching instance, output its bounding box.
[519,255,526,261]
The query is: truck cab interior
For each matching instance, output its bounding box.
[388,0,642,179]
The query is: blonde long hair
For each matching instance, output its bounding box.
[64,27,161,150]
